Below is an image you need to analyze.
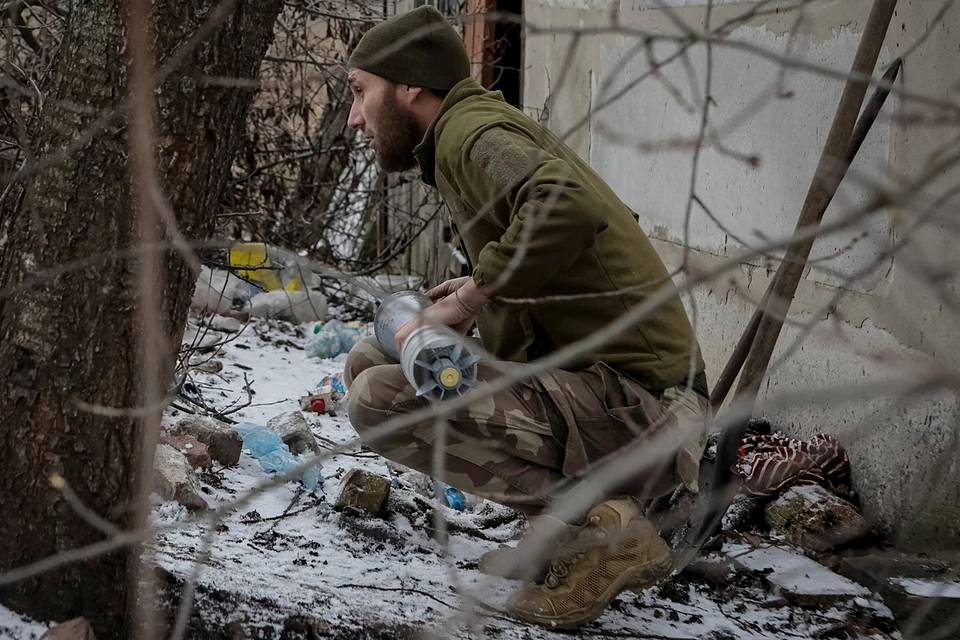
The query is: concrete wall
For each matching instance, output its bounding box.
[522,0,960,551]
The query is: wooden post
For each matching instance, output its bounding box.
[675,0,899,571]
[734,0,899,403]
[708,58,903,412]
[463,0,497,88]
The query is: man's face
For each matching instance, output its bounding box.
[347,69,423,173]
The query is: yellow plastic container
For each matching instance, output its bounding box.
[229,242,302,291]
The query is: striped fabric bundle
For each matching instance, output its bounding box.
[733,433,850,498]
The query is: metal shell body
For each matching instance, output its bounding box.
[373,289,481,401]
[373,290,434,361]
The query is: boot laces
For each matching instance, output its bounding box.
[542,514,611,589]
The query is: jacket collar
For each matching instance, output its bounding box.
[414,77,497,188]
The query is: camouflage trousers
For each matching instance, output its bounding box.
[344,336,710,519]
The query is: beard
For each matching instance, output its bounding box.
[373,91,424,173]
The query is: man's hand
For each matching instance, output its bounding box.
[395,278,489,354]
[425,276,471,302]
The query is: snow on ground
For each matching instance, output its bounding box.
[0,606,48,639]
[142,314,894,638]
[725,543,871,599]
[893,577,960,599]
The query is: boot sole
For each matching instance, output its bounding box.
[507,548,676,630]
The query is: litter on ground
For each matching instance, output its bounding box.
[0,311,903,639]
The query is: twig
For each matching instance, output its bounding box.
[335,582,517,626]
[334,583,465,612]
[49,474,121,537]
[263,485,307,532]
[258,502,322,522]
[169,402,196,415]
[216,372,255,418]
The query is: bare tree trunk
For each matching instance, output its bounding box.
[297,64,358,262]
[0,0,283,637]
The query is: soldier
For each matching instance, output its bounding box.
[342,5,710,629]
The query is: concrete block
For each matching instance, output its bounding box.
[335,469,391,514]
[154,444,208,511]
[267,411,320,456]
[727,542,869,607]
[158,434,212,470]
[839,553,960,640]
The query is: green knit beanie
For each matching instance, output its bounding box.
[348,5,471,91]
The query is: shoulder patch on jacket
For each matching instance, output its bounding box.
[469,128,532,191]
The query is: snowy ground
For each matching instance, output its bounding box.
[0,314,897,639]
[0,606,47,639]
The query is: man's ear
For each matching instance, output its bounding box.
[401,84,424,107]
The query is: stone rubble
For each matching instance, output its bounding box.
[158,434,212,470]
[154,444,208,511]
[335,469,392,514]
[266,411,321,456]
[764,484,869,553]
[170,415,243,467]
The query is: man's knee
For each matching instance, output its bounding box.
[344,336,388,389]
[346,366,432,468]
[346,367,384,434]
[345,364,416,433]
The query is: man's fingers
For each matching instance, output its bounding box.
[426,283,451,300]
[426,276,469,301]
[452,316,475,335]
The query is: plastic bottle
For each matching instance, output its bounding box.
[437,481,466,512]
[316,377,338,411]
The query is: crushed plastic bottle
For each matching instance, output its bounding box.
[232,422,322,490]
[438,481,466,512]
[320,374,345,394]
[300,387,333,413]
[305,320,361,359]
[299,374,344,414]
[444,486,466,511]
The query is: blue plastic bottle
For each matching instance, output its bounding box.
[438,482,466,511]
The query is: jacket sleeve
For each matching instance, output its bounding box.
[451,126,607,298]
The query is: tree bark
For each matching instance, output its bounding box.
[0,0,283,637]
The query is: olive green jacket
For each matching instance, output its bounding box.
[413,78,706,391]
